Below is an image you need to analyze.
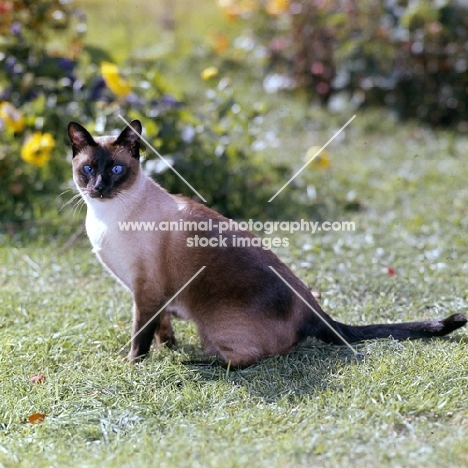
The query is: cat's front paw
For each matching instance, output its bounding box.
[125,350,147,364]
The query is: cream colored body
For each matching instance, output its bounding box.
[68,119,468,366]
[79,162,190,320]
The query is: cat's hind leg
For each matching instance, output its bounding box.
[196,311,299,367]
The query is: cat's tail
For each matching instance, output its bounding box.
[313,313,467,345]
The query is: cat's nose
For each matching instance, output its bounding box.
[93,175,108,194]
[95,183,105,193]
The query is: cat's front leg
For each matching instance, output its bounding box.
[155,312,176,348]
[128,296,168,362]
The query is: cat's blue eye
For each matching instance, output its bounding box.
[83,165,94,175]
[112,165,123,175]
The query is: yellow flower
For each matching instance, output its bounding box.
[0,102,25,133]
[21,132,55,167]
[201,66,219,80]
[266,0,289,16]
[101,61,132,97]
[304,146,331,169]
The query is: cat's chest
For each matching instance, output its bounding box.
[85,204,135,290]
[85,203,120,251]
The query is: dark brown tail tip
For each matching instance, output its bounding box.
[441,313,468,334]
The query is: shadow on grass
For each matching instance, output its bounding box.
[174,340,364,403]
[171,332,467,403]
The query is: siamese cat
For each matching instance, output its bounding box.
[68,120,467,366]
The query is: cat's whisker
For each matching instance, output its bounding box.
[71,201,80,218]
[59,192,83,213]
[58,189,73,198]
[77,201,86,218]
[74,204,85,220]
[71,193,87,219]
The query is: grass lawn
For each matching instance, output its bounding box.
[1,106,467,467]
[1,0,468,466]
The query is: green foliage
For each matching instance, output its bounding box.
[0,0,85,222]
[137,79,293,220]
[220,0,468,127]
[0,0,298,223]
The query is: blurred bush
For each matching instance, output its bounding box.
[138,79,293,220]
[0,0,297,223]
[0,0,83,222]
[218,0,468,128]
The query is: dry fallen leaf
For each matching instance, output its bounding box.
[28,413,46,424]
[30,373,46,384]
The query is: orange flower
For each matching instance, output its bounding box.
[213,32,229,55]
[218,0,257,20]
[266,0,289,16]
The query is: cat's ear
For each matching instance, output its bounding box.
[113,119,142,159]
[68,122,97,157]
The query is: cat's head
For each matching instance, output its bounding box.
[68,120,142,200]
